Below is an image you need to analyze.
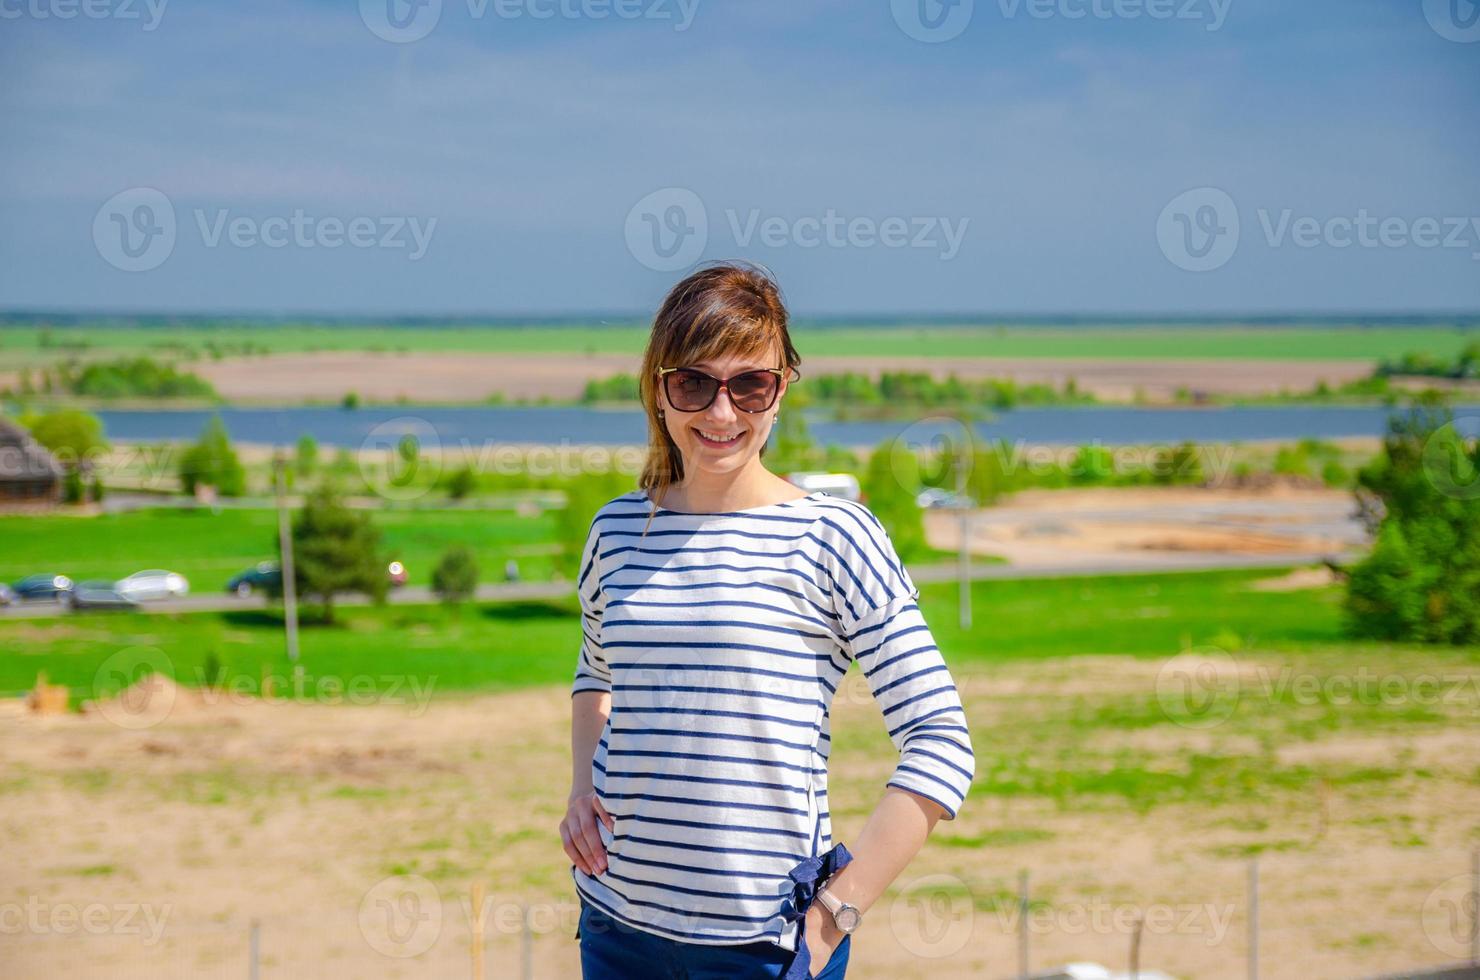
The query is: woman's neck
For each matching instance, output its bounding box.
[660,468,804,512]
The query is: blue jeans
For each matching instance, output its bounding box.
[576,896,852,979]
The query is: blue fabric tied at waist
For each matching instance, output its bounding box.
[779,841,853,980]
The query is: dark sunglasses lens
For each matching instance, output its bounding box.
[667,370,717,410]
[729,372,778,411]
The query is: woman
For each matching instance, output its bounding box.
[560,262,976,979]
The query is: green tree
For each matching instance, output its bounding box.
[557,472,634,580]
[431,545,479,606]
[295,434,319,477]
[446,465,477,500]
[1344,396,1480,644]
[178,414,247,496]
[283,477,387,624]
[22,408,109,474]
[861,444,927,562]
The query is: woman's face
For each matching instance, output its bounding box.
[660,351,787,479]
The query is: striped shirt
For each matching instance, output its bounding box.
[569,487,976,951]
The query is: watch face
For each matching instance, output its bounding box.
[835,906,861,933]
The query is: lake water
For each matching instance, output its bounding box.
[91,403,1480,449]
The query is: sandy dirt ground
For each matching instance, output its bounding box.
[1,646,1476,980]
[178,352,1378,404]
[925,486,1367,569]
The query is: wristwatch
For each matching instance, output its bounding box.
[814,876,863,935]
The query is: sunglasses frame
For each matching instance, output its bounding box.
[656,365,787,414]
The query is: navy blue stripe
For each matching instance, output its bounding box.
[600,769,811,799]
[612,704,820,730]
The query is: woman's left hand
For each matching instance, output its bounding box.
[802,903,845,977]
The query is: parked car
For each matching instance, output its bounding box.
[785,471,862,502]
[227,560,408,597]
[11,574,75,603]
[227,561,281,597]
[116,569,190,602]
[64,580,141,612]
[0,583,16,606]
[917,487,974,509]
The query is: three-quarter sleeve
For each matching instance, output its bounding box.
[571,517,611,697]
[823,503,976,820]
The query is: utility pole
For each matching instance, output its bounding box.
[956,423,972,631]
[274,453,300,663]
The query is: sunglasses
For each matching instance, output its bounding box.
[657,365,785,414]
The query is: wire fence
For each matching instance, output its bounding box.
[3,850,1477,979]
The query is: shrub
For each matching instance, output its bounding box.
[432,545,479,606]
[1344,396,1480,644]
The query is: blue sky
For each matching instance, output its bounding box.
[1,0,1477,316]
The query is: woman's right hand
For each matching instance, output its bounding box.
[560,790,616,877]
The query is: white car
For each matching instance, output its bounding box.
[785,471,862,501]
[115,569,190,602]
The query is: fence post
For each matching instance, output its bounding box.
[1018,869,1030,980]
[1247,858,1259,980]
[1129,912,1143,980]
[248,918,260,980]
[522,900,534,980]
[470,882,485,980]
[1472,847,1479,965]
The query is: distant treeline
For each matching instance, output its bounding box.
[582,370,1094,409]
[4,356,218,400]
[1376,342,1480,380]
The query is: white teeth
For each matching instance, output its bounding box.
[699,430,741,442]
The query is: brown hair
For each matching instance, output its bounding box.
[637,261,801,536]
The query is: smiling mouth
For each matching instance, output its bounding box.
[695,429,744,448]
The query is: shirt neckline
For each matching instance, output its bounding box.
[641,488,827,518]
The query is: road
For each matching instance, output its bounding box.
[0,551,1357,619]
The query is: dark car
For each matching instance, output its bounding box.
[226,561,281,597]
[227,560,407,597]
[64,580,141,612]
[12,574,75,603]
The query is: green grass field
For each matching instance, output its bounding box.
[0,506,564,593]
[5,566,1473,701]
[4,322,1479,364]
